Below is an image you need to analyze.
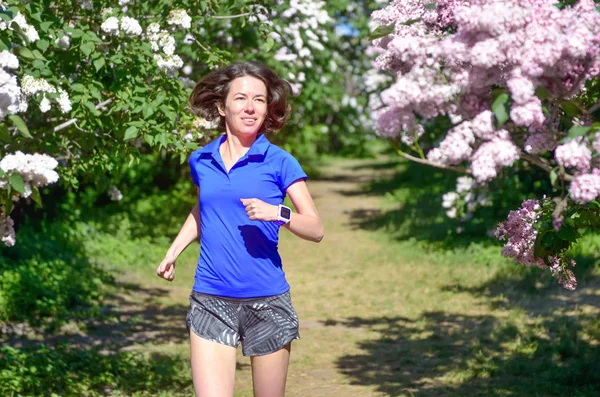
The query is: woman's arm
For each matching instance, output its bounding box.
[282,180,324,242]
[156,188,201,281]
[240,180,324,243]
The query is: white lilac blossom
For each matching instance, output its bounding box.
[167,10,192,29]
[121,17,142,36]
[55,34,71,50]
[56,88,72,113]
[147,24,176,55]
[0,151,59,187]
[101,17,120,36]
[154,54,183,74]
[39,96,51,113]
[0,70,21,119]
[0,50,18,69]
[0,215,15,247]
[193,117,219,130]
[108,186,123,201]
[21,75,55,96]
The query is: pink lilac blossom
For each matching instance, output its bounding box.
[371,0,600,180]
[554,138,592,173]
[426,121,474,165]
[548,256,578,290]
[470,136,520,182]
[509,98,545,127]
[568,170,600,203]
[495,199,546,268]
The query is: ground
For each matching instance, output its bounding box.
[5,157,599,396]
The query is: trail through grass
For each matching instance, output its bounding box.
[5,157,599,396]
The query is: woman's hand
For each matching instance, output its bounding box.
[240,198,277,222]
[156,252,177,281]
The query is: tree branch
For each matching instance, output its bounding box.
[587,100,600,115]
[520,152,574,182]
[53,98,113,133]
[396,149,472,174]
[208,12,252,20]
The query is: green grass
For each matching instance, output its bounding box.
[1,156,599,396]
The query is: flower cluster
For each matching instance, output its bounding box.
[569,169,600,203]
[554,138,592,173]
[271,0,333,93]
[20,75,71,114]
[167,10,192,29]
[146,22,183,74]
[442,175,490,220]
[101,15,142,37]
[5,12,39,42]
[370,0,600,207]
[0,50,21,119]
[108,186,123,201]
[0,151,60,246]
[495,199,545,268]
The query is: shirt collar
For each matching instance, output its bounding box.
[199,133,271,157]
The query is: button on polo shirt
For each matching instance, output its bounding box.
[188,134,307,298]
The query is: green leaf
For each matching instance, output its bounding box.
[93,56,105,72]
[8,115,32,138]
[589,121,600,132]
[30,186,42,207]
[9,173,25,193]
[0,123,9,142]
[561,100,580,117]
[39,21,53,32]
[124,126,139,141]
[0,168,5,177]
[144,134,154,146]
[426,3,436,10]
[36,39,49,52]
[400,18,421,26]
[262,36,275,52]
[535,86,551,100]
[567,125,590,139]
[491,92,509,127]
[550,170,558,188]
[368,24,394,41]
[81,41,95,57]
[142,105,154,118]
[65,26,85,38]
[19,47,36,60]
[32,50,46,61]
[557,225,581,242]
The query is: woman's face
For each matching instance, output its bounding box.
[219,75,268,137]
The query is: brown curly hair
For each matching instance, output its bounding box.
[189,62,292,133]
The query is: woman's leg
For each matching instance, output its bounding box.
[250,343,291,397]
[190,331,237,397]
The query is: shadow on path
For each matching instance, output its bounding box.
[334,309,600,397]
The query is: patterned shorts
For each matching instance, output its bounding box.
[186,290,300,356]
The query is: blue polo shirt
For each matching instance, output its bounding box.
[188,133,307,298]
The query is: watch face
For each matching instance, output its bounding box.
[280,206,291,219]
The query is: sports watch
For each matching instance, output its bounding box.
[274,204,292,226]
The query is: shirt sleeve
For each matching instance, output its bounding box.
[278,152,308,191]
[189,151,200,186]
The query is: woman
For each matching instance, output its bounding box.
[156,61,324,397]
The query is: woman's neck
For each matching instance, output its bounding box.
[221,131,257,162]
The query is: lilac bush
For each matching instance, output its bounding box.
[369,0,600,289]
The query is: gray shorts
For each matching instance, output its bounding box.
[186,290,300,356]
